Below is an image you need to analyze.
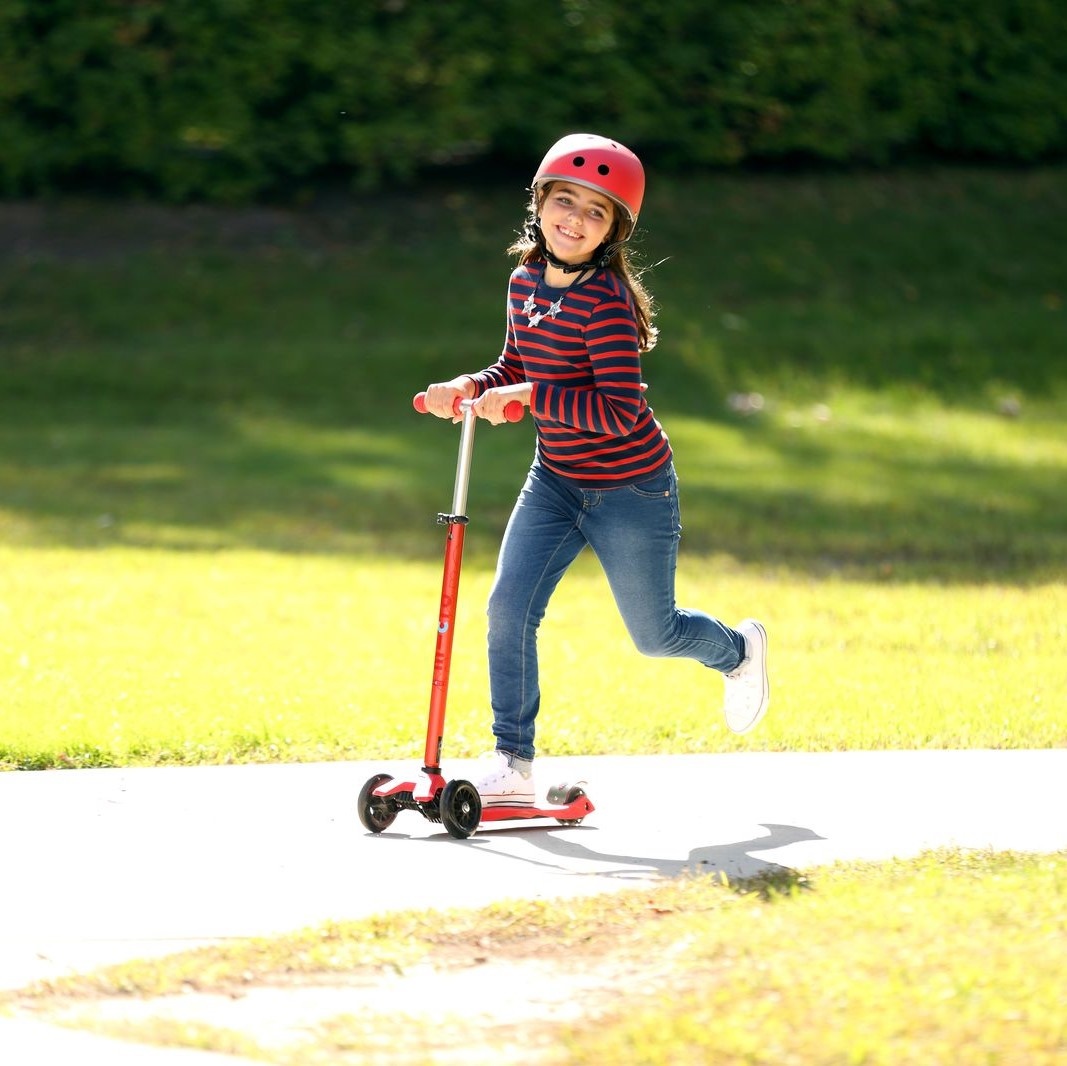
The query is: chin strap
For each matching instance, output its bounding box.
[527,219,622,274]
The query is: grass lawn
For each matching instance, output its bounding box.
[7,849,1066,1064]
[1,546,1064,770]
[1,168,1065,766]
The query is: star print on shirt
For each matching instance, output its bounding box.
[525,295,564,329]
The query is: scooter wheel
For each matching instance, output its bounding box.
[358,773,399,834]
[440,779,481,840]
[547,781,587,805]
[554,783,589,826]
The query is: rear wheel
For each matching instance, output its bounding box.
[440,779,481,839]
[358,773,398,834]
[554,783,588,826]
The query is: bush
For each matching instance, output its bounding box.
[1,0,1064,201]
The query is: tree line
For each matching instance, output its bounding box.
[1,0,1063,201]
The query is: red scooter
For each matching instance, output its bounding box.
[357,393,595,840]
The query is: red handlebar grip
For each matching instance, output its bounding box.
[412,391,525,422]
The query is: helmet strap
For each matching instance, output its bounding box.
[528,218,622,274]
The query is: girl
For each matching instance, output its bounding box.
[423,133,768,806]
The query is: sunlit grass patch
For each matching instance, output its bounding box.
[564,850,1067,1065]
[1,545,1064,769]
[8,850,1065,1065]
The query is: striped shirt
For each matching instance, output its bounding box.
[468,261,673,487]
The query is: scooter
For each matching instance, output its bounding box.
[357,392,595,840]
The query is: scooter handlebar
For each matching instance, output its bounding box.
[413,391,525,423]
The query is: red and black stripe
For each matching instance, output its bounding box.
[468,262,672,487]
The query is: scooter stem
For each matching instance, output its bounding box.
[450,403,477,518]
[422,402,477,772]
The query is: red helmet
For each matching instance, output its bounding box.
[532,133,645,237]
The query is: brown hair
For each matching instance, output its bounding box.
[507,184,659,352]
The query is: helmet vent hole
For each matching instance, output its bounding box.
[597,164,610,175]
[572,155,585,167]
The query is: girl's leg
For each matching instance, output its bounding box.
[486,464,588,762]
[583,465,745,673]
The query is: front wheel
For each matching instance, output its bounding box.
[358,773,398,834]
[440,779,481,839]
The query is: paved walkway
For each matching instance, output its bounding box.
[1,751,1065,1061]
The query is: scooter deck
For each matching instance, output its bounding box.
[370,774,593,828]
[479,794,595,823]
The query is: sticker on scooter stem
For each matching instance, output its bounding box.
[438,621,449,634]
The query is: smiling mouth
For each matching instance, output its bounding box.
[556,225,583,241]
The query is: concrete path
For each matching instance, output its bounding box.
[1,751,1065,1061]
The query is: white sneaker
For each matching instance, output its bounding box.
[474,751,535,808]
[722,619,769,734]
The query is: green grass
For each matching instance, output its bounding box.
[1,170,1064,574]
[1,167,1066,768]
[8,850,1065,1064]
[1,547,1064,769]
[563,850,1067,1065]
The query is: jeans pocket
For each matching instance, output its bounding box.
[628,468,675,499]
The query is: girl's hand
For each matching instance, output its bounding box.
[423,377,475,422]
[473,383,533,425]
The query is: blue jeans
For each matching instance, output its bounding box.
[486,461,745,761]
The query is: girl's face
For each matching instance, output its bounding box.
[538,182,617,265]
